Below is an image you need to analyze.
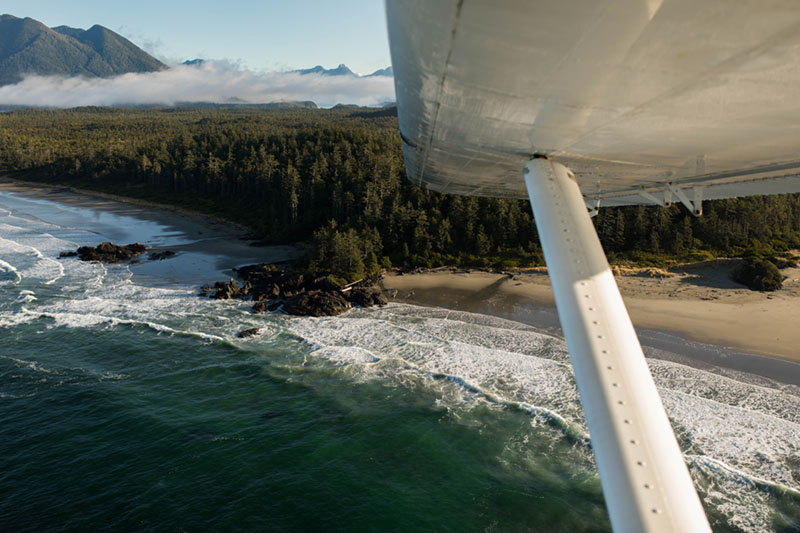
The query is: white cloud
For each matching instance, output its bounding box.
[117,26,166,59]
[0,61,395,108]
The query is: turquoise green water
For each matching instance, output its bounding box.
[1,189,799,532]
[2,325,607,531]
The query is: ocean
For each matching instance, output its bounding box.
[1,186,799,532]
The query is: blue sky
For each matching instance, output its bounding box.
[1,0,392,74]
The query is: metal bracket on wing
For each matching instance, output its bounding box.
[585,197,601,217]
[667,183,704,217]
[636,184,703,216]
[637,187,669,208]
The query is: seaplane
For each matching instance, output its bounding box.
[385,1,800,531]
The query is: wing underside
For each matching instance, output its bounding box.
[387,0,800,205]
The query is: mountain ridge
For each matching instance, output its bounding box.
[294,63,393,78]
[295,63,356,77]
[0,14,164,86]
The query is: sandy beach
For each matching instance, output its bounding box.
[3,176,799,382]
[5,183,799,533]
[0,178,302,286]
[382,261,800,370]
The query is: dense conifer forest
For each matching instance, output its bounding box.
[1,107,799,281]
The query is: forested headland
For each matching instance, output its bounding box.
[1,106,799,282]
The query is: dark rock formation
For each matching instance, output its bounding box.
[283,290,351,317]
[148,250,176,261]
[203,263,386,316]
[76,242,147,262]
[58,251,77,258]
[310,277,342,292]
[345,286,388,307]
[212,278,242,299]
[237,328,260,338]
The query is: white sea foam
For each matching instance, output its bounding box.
[273,304,799,531]
[2,197,797,531]
[6,356,59,375]
[1,354,130,387]
[0,258,22,286]
[284,307,585,426]
[2,234,797,531]
[0,233,65,285]
[16,290,37,303]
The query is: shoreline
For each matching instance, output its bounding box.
[381,269,800,384]
[3,177,798,383]
[0,179,302,287]
[0,175,252,232]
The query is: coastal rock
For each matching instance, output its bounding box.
[311,277,342,292]
[266,283,281,299]
[232,263,302,300]
[212,278,243,299]
[234,263,279,282]
[241,281,253,297]
[148,250,176,261]
[283,290,351,317]
[58,251,78,258]
[281,274,305,296]
[237,328,261,338]
[206,263,385,316]
[76,242,147,262]
[345,287,388,308]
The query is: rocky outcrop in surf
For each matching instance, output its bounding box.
[59,242,182,264]
[74,242,147,262]
[237,328,261,338]
[283,290,351,317]
[202,263,387,317]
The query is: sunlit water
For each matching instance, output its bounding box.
[1,190,799,532]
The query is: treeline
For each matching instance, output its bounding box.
[1,107,799,281]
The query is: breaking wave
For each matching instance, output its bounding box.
[1,193,798,532]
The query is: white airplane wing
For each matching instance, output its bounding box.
[388,0,800,207]
[385,1,800,531]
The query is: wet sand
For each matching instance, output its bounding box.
[382,266,800,385]
[4,176,798,384]
[0,178,302,286]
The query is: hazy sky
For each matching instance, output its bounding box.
[1,0,392,74]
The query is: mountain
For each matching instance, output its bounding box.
[295,63,356,77]
[0,14,164,86]
[366,66,393,77]
[294,64,393,78]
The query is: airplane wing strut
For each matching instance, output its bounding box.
[386,0,800,530]
[524,157,709,531]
